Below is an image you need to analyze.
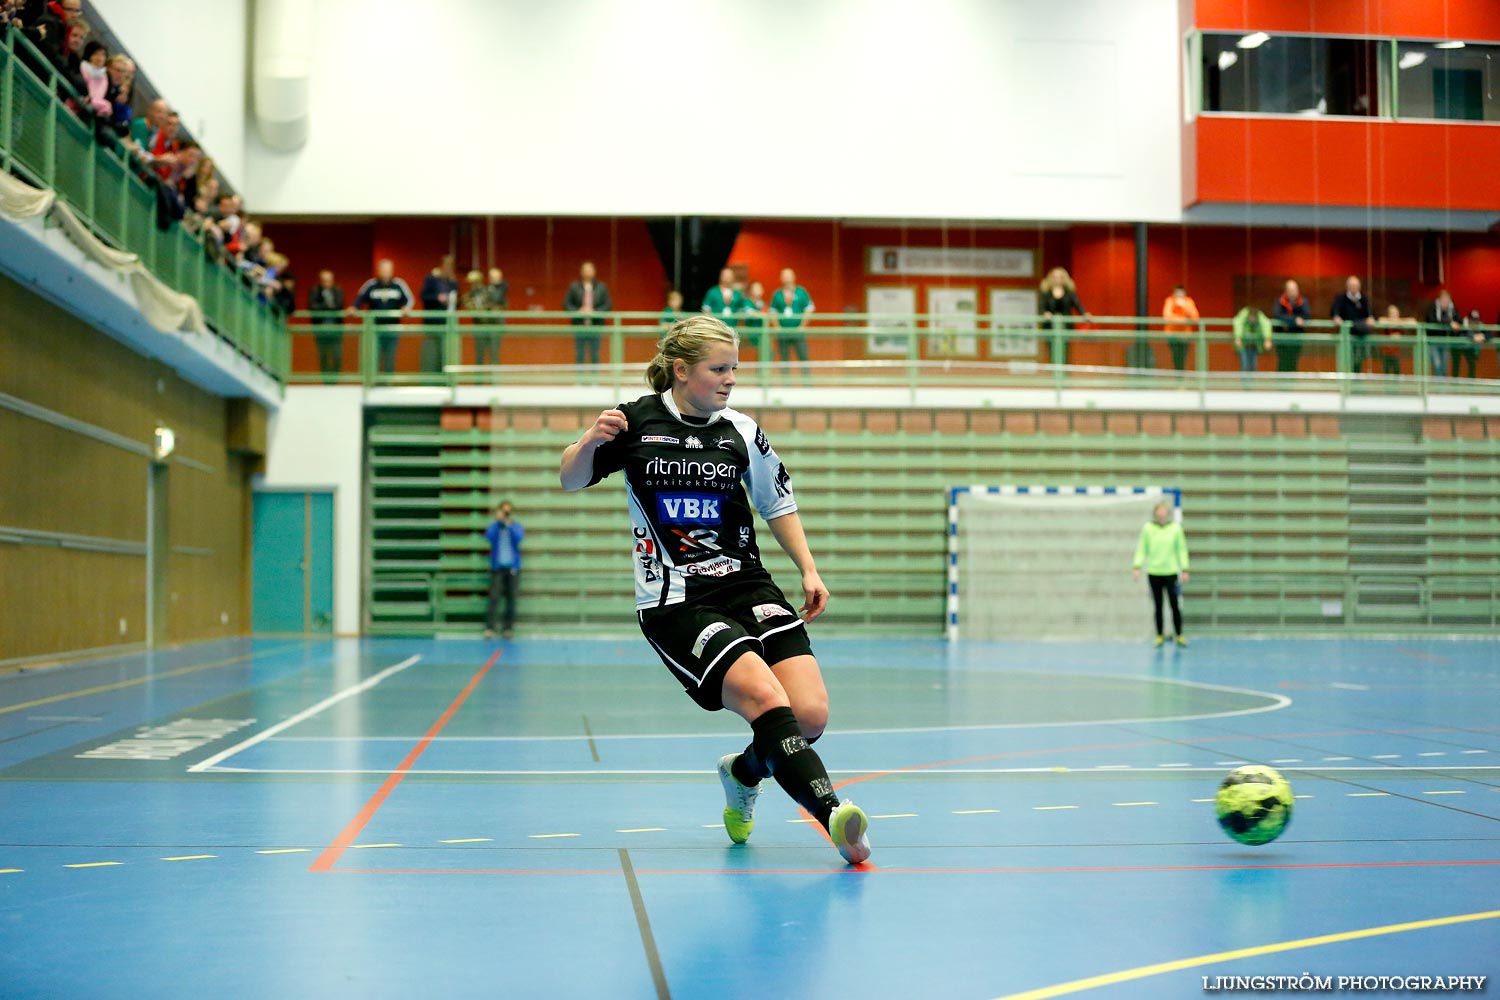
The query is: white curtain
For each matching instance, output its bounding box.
[1,172,208,335]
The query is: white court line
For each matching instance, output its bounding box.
[188,655,421,773]
[201,764,1500,776]
[262,674,1292,742]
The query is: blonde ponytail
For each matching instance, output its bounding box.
[645,314,738,392]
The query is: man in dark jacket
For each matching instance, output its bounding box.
[309,270,345,378]
[563,260,612,367]
[352,259,414,374]
[1272,278,1311,373]
[1423,290,1462,379]
[1331,275,1372,373]
[419,254,458,373]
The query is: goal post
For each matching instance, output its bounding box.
[946,485,1182,641]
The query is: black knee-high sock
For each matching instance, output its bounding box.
[730,723,824,786]
[734,707,839,828]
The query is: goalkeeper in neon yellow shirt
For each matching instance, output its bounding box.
[1132,502,1190,647]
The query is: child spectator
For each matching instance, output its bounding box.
[78,40,109,115]
[660,289,684,329]
[1375,303,1413,376]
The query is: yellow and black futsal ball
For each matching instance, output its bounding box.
[1215,765,1294,845]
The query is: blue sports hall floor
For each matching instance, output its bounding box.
[0,635,1496,999]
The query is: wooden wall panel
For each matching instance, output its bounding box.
[0,409,147,540]
[167,454,248,642]
[0,274,252,661]
[0,548,147,660]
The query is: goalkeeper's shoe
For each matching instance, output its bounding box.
[1175,635,1189,647]
[717,753,761,844]
[828,799,872,865]
[1153,635,1165,648]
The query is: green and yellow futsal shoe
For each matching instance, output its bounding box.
[717,753,761,844]
[1154,635,1165,647]
[829,799,872,865]
[1175,635,1189,647]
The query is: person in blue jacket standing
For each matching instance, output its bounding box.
[484,501,524,639]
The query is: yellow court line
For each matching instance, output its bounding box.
[871,813,918,819]
[64,862,121,868]
[1423,790,1465,795]
[701,823,723,829]
[439,838,492,844]
[1191,798,1215,803]
[0,644,301,716]
[257,848,310,854]
[528,833,579,839]
[350,843,401,849]
[1348,792,1389,797]
[617,828,666,834]
[992,909,1500,1000]
[1034,805,1078,811]
[1112,802,1158,807]
[0,869,22,874]
[161,855,215,861]
[954,809,999,815]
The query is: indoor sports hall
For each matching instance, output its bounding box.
[2,2,1498,999]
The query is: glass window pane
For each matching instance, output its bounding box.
[1202,33,1380,116]
[1395,41,1500,122]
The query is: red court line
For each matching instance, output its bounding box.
[308,650,500,873]
[331,858,1500,876]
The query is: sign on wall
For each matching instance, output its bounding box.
[865,286,917,356]
[867,247,1036,278]
[989,288,1040,357]
[928,287,979,358]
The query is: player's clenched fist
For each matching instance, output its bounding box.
[585,409,628,448]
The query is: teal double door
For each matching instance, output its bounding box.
[251,491,334,634]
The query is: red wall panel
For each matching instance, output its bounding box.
[1195,117,1500,211]
[1195,0,1500,41]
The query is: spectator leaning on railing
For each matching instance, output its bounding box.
[1161,284,1200,372]
[1376,303,1413,376]
[770,267,814,369]
[1272,279,1310,373]
[1038,267,1089,367]
[308,270,346,378]
[1232,305,1273,374]
[353,259,414,374]
[1465,310,1489,379]
[1423,291,1461,379]
[702,267,746,330]
[1331,275,1373,374]
[462,269,501,366]
[563,260,611,367]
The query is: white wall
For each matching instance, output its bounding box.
[90,0,248,185]
[241,0,1183,221]
[260,386,364,634]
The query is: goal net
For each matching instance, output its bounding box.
[947,486,1180,641]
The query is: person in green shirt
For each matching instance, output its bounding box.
[1132,502,1190,647]
[742,280,768,356]
[1233,305,1274,374]
[701,268,746,329]
[770,267,814,370]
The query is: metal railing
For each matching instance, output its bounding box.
[289,308,1500,401]
[0,29,286,380]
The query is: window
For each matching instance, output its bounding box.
[1200,33,1382,116]
[1394,41,1500,122]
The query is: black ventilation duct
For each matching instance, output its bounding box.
[646,217,742,311]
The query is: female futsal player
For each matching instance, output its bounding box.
[559,315,871,864]
[1132,501,1190,647]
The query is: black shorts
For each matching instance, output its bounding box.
[637,574,813,712]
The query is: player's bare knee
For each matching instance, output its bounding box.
[794,698,828,740]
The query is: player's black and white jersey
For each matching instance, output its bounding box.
[585,391,797,609]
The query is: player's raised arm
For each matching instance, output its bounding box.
[559,408,628,492]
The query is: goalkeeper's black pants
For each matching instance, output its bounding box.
[1149,574,1183,637]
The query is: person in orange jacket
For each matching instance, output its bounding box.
[1161,284,1200,372]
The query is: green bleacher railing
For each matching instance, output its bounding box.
[0,29,286,382]
[289,308,1500,401]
